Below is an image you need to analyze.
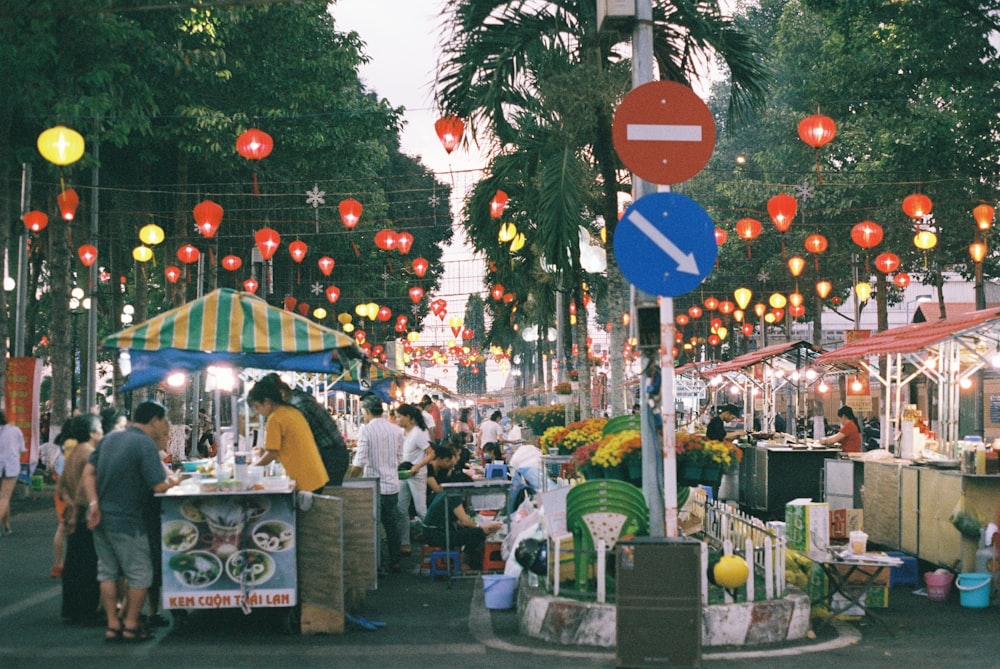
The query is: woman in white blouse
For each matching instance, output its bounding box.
[395,404,434,556]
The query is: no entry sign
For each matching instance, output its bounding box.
[612,81,716,185]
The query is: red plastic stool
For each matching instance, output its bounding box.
[481,542,505,572]
[418,545,442,576]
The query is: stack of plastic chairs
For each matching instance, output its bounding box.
[565,479,649,591]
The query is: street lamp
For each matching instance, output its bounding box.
[904,294,932,323]
[69,287,90,413]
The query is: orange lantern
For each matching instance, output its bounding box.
[902,194,932,220]
[804,233,828,255]
[325,285,340,303]
[970,241,988,263]
[289,240,308,263]
[851,220,883,249]
[688,305,703,319]
[297,302,310,317]
[221,255,242,271]
[675,314,690,326]
[874,252,900,274]
[974,204,995,231]
[787,256,806,277]
[893,272,911,288]
[735,217,762,257]
[374,230,398,251]
[339,199,362,229]
[714,227,728,246]
[704,296,719,311]
[243,278,259,294]
[396,232,414,254]
[718,300,735,315]
[815,280,832,299]
[490,283,505,301]
[177,244,200,264]
[412,257,429,278]
[490,190,509,218]
[318,256,335,276]
[434,115,464,154]
[192,199,223,239]
[408,286,424,304]
[22,210,48,233]
[283,296,297,311]
[788,291,804,307]
[57,188,79,221]
[78,244,98,267]
[165,266,181,284]
[767,193,797,233]
[797,114,836,148]
[254,227,281,260]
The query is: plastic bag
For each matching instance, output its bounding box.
[950,509,982,540]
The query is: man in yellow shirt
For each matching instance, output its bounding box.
[247,379,329,494]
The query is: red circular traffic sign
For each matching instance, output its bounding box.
[612,80,716,185]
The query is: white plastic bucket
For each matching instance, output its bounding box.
[482,574,517,609]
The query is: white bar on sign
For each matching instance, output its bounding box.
[627,124,702,142]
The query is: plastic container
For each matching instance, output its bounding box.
[924,570,954,602]
[482,574,517,609]
[955,573,992,608]
[849,530,868,555]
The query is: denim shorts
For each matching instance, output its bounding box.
[93,528,154,589]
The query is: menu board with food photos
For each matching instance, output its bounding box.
[160,491,296,610]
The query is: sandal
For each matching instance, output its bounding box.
[104,627,122,643]
[121,626,155,643]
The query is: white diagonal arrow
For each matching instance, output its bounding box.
[627,124,702,142]
[627,209,700,275]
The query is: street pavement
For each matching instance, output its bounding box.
[3,485,1000,669]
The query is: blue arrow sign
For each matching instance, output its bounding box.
[613,192,717,297]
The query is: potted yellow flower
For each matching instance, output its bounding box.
[675,431,742,486]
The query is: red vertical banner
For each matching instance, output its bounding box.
[5,357,41,467]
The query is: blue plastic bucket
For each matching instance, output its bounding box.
[955,573,992,609]
[482,574,517,609]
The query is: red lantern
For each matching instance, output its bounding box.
[434,115,464,154]
[708,334,721,347]
[503,292,515,304]
[714,227,728,246]
[830,295,843,306]
[192,199,223,239]
[718,300,735,315]
[297,302,310,317]
[704,296,719,311]
[893,272,911,288]
[318,256,335,276]
[461,327,474,341]
[797,114,837,148]
[974,204,995,231]
[412,257,429,278]
[221,255,242,271]
[177,244,199,264]
[491,283,505,301]
[57,188,79,221]
[771,308,785,323]
[851,220,883,249]
[236,128,273,160]
[902,194,932,220]
[289,240,308,263]
[377,306,393,322]
[735,217,762,241]
[489,190,509,218]
[676,314,690,326]
[408,286,424,304]
[283,296,297,311]
[22,210,48,233]
[688,305,703,319]
[165,265,181,284]
[324,285,340,303]
[78,244,98,267]
[804,233,828,255]
[767,193,797,233]
[243,278,259,294]
[741,323,754,336]
[789,304,806,318]
[254,227,280,260]
[374,230,398,251]
[874,252,900,274]
[395,231,414,254]
[338,199,362,229]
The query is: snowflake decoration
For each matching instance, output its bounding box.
[381,270,390,281]
[411,305,421,315]
[756,270,770,284]
[305,185,326,209]
[310,282,324,296]
[793,181,814,201]
[427,193,440,208]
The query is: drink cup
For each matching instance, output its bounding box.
[849,530,868,555]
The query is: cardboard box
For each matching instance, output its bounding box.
[785,498,829,559]
[829,508,864,540]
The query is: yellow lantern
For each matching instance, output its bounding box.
[733,287,752,310]
[139,223,165,246]
[407,331,419,342]
[787,256,806,277]
[37,125,85,166]
[354,304,368,317]
[498,222,517,243]
[366,302,379,320]
[716,326,728,341]
[733,309,744,323]
[970,241,987,263]
[764,312,776,324]
[815,280,832,299]
[342,323,354,333]
[338,312,352,325]
[768,292,787,309]
[313,307,327,320]
[855,281,872,302]
[509,232,526,252]
[132,245,153,263]
[913,229,937,250]
[753,303,766,318]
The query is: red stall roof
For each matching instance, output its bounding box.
[704,340,823,377]
[816,306,1000,364]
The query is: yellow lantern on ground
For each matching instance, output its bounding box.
[132,245,153,263]
[139,223,165,246]
[38,126,85,166]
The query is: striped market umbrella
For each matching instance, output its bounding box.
[104,288,362,389]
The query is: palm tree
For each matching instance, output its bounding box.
[435,0,767,414]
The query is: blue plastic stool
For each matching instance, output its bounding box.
[428,550,461,581]
[887,551,919,587]
[485,463,508,479]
